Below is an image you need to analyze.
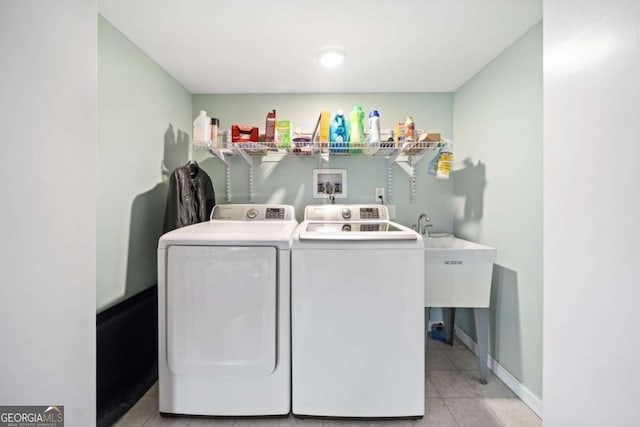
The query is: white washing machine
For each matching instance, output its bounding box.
[157,204,297,416]
[291,204,425,419]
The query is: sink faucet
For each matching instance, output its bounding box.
[416,213,433,237]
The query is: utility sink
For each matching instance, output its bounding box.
[423,234,497,384]
[424,235,497,308]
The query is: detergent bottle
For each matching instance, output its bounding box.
[368,110,381,144]
[349,106,365,144]
[329,110,349,154]
[193,110,210,144]
[319,111,331,144]
[348,105,364,154]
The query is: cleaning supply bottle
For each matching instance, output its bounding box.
[436,142,453,179]
[210,117,219,147]
[349,106,364,154]
[276,120,292,148]
[330,110,349,154]
[405,115,415,141]
[265,109,276,143]
[394,121,405,147]
[349,106,365,144]
[319,110,331,144]
[368,110,380,144]
[193,110,210,144]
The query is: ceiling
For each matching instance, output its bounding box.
[98,0,541,94]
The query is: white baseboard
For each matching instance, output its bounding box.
[454,326,544,419]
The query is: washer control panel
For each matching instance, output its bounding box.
[304,204,389,221]
[211,204,295,221]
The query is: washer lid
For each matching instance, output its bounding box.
[298,221,418,241]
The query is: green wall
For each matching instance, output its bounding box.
[452,22,543,399]
[97,15,192,311]
[192,93,454,227]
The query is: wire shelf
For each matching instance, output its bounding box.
[194,139,450,158]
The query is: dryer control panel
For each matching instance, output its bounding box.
[211,204,295,221]
[304,204,389,222]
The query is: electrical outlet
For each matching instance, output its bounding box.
[375,187,385,202]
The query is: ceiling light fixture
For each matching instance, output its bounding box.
[319,48,346,68]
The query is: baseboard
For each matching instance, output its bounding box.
[97,285,158,427]
[454,326,543,419]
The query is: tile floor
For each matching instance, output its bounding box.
[115,336,541,427]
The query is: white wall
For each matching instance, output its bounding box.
[98,15,193,311]
[453,22,543,403]
[0,1,96,426]
[544,1,640,425]
[192,93,454,228]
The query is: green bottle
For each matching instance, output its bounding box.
[349,105,365,153]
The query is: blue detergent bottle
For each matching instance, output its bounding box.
[329,110,349,154]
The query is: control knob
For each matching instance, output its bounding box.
[341,208,351,219]
[246,208,258,219]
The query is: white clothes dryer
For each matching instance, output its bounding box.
[157,204,297,416]
[291,204,425,419]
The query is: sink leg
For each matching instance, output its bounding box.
[442,307,456,345]
[474,307,490,384]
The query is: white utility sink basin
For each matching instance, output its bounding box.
[424,235,497,308]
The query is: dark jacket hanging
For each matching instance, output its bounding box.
[163,161,215,233]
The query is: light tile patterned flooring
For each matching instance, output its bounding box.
[115,337,541,427]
